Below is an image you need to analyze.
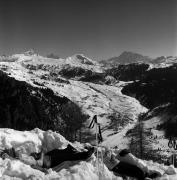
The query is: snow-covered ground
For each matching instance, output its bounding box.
[0,128,177,180]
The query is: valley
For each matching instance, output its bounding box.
[0,51,177,162]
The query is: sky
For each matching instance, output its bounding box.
[0,0,177,60]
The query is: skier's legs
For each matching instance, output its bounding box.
[64,147,94,161]
[45,144,78,157]
[46,146,94,160]
[45,146,94,168]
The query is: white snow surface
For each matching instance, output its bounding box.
[0,128,177,180]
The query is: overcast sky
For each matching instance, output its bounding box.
[0,0,177,60]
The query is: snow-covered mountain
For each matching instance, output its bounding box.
[0,52,146,146]
[100,51,177,70]
[151,56,177,64]
[100,51,152,65]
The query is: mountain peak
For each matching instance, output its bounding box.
[24,49,37,56]
[102,51,151,65]
[66,54,96,65]
[117,51,151,63]
[120,51,143,56]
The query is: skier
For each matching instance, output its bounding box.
[102,147,162,180]
[0,144,95,173]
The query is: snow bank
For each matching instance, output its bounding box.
[0,128,68,154]
[0,128,177,180]
[0,128,119,180]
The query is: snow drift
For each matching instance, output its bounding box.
[0,128,177,180]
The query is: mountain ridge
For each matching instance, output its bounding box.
[100,51,152,65]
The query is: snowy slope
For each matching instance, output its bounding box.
[142,114,177,159]
[49,80,147,148]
